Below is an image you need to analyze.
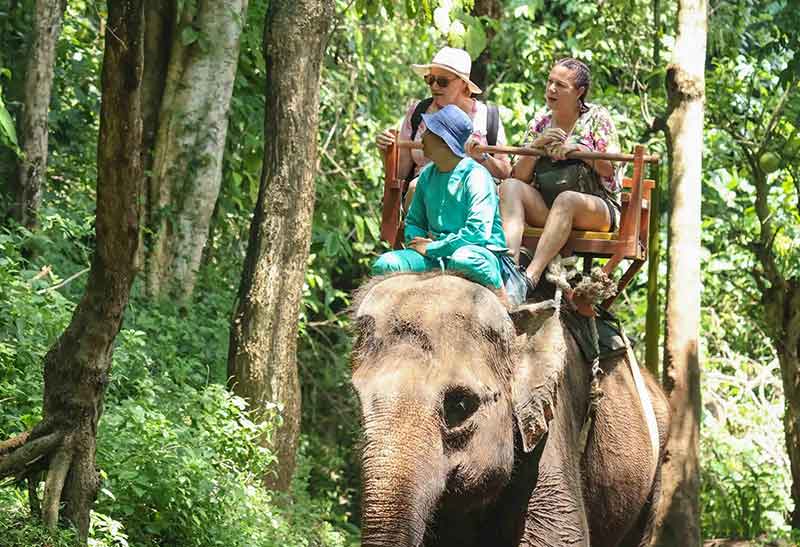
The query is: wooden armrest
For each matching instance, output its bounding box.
[621,194,649,210]
[622,177,655,190]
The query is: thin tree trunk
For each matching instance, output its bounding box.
[645,0,662,377]
[470,0,502,98]
[144,0,248,301]
[228,0,334,491]
[645,164,662,377]
[136,0,175,270]
[775,320,800,528]
[0,1,144,542]
[748,156,800,528]
[0,0,29,205]
[654,0,707,544]
[12,0,67,230]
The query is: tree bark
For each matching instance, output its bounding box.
[144,0,248,301]
[0,0,144,542]
[0,0,30,206]
[470,0,502,99]
[136,0,175,269]
[228,0,333,491]
[654,0,707,545]
[645,0,663,377]
[645,164,662,377]
[11,0,67,230]
[774,303,800,528]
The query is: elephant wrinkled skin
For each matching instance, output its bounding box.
[351,273,670,547]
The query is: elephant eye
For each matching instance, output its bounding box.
[442,388,480,429]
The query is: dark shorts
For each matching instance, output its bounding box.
[602,197,621,233]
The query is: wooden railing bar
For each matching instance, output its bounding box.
[394,140,661,164]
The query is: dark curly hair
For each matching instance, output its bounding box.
[554,58,591,113]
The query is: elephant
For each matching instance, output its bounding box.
[350,272,670,547]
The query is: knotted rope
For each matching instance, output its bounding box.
[543,255,580,311]
[552,263,617,456]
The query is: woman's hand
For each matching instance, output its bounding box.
[464,138,483,161]
[547,142,588,161]
[408,237,432,256]
[376,128,398,150]
[531,127,567,148]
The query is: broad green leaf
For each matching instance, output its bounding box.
[181,26,199,46]
[463,19,487,59]
[0,92,19,151]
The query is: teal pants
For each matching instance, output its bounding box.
[372,245,503,289]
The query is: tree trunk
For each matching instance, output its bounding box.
[470,0,502,98]
[136,0,176,270]
[0,0,30,206]
[11,0,66,230]
[0,0,144,542]
[749,157,800,528]
[654,0,707,545]
[645,0,663,378]
[144,0,248,301]
[227,0,333,492]
[774,310,800,528]
[645,163,662,377]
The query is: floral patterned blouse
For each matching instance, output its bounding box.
[523,103,624,196]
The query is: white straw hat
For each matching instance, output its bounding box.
[411,47,482,95]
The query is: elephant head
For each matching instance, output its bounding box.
[351,273,569,547]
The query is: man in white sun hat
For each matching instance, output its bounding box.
[375,46,511,213]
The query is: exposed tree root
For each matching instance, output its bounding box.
[42,444,73,530]
[0,432,63,478]
[0,430,31,456]
[28,471,42,519]
[0,431,88,536]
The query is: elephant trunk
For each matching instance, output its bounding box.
[360,406,444,547]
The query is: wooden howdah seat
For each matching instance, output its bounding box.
[380,140,660,312]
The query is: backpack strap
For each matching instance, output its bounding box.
[486,103,499,147]
[410,97,434,141]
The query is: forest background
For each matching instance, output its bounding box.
[0,0,798,545]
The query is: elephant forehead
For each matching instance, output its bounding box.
[354,273,509,328]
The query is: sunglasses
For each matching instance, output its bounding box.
[424,74,456,88]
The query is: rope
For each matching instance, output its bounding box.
[543,256,580,312]
[579,313,604,455]
[572,266,617,304]
[622,330,661,483]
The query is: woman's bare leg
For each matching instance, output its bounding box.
[525,191,610,284]
[499,179,550,262]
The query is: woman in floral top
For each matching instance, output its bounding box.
[498,58,624,292]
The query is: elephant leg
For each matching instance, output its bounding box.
[619,457,663,547]
[519,463,590,547]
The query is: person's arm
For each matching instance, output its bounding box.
[483,120,512,179]
[425,168,497,258]
[570,107,622,191]
[376,101,419,181]
[510,111,555,182]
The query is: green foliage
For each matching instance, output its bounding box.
[2,0,799,543]
[0,82,19,154]
[700,346,794,538]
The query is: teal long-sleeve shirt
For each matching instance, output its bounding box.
[404,157,508,258]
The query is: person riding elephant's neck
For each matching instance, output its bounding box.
[422,129,461,172]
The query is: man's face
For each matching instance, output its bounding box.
[422,130,454,163]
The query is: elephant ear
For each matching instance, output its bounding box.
[509,303,564,453]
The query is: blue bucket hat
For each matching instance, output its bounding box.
[421,104,473,158]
